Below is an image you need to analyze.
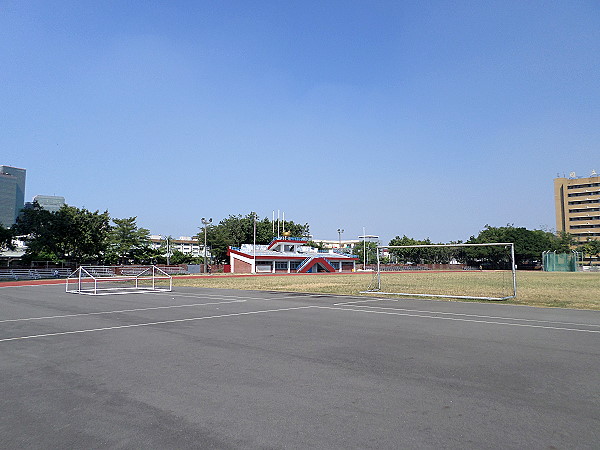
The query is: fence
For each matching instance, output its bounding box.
[542,251,579,272]
[362,264,470,272]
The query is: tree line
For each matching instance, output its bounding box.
[0,205,309,265]
[356,225,594,267]
[1,204,598,267]
[4,203,158,265]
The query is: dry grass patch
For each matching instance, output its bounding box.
[173,271,600,310]
[508,271,600,309]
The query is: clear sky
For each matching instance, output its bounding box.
[2,1,599,243]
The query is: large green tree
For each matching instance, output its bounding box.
[353,240,379,265]
[466,225,574,267]
[0,224,14,251]
[577,240,600,266]
[384,227,575,268]
[387,235,446,264]
[15,204,110,263]
[106,217,156,264]
[169,250,200,265]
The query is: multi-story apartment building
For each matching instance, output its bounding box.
[554,171,600,242]
[311,239,361,251]
[0,165,26,228]
[149,235,206,258]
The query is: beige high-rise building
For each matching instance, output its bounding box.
[554,172,600,242]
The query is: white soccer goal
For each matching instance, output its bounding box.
[66,265,173,295]
[361,243,517,301]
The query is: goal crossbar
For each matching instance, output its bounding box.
[361,242,517,301]
[378,242,515,249]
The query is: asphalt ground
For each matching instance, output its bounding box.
[0,284,599,449]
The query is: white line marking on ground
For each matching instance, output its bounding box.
[331,302,600,328]
[334,298,385,305]
[0,306,315,343]
[0,300,247,323]
[4,300,598,344]
[153,291,303,301]
[315,306,600,333]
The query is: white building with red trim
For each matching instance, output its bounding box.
[227,237,358,273]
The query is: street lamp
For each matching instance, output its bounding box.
[337,228,344,248]
[252,212,257,274]
[166,236,170,265]
[363,227,366,267]
[201,217,212,273]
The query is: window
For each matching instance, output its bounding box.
[567,182,600,189]
[570,215,600,221]
[275,261,288,270]
[256,262,272,272]
[568,190,600,197]
[568,199,600,205]
[570,224,600,229]
[570,207,600,213]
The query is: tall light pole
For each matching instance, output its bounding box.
[201,217,212,273]
[363,227,366,268]
[166,236,170,265]
[252,212,257,274]
[337,228,344,248]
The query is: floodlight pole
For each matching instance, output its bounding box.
[252,212,257,274]
[363,227,366,268]
[166,236,170,265]
[201,217,212,273]
[337,228,344,248]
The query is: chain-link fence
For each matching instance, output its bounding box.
[542,251,579,272]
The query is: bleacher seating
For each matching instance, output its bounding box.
[0,268,72,281]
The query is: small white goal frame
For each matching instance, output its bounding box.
[361,242,517,301]
[66,265,173,295]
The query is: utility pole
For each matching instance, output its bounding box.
[201,217,212,273]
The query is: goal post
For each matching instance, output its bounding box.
[66,265,173,295]
[362,243,517,301]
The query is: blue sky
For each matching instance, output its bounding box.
[2,1,599,243]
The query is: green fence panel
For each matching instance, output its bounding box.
[543,252,577,272]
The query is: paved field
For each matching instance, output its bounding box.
[0,284,599,449]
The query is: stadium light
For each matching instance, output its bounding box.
[201,217,212,273]
[166,236,170,265]
[337,228,344,248]
[252,212,257,274]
